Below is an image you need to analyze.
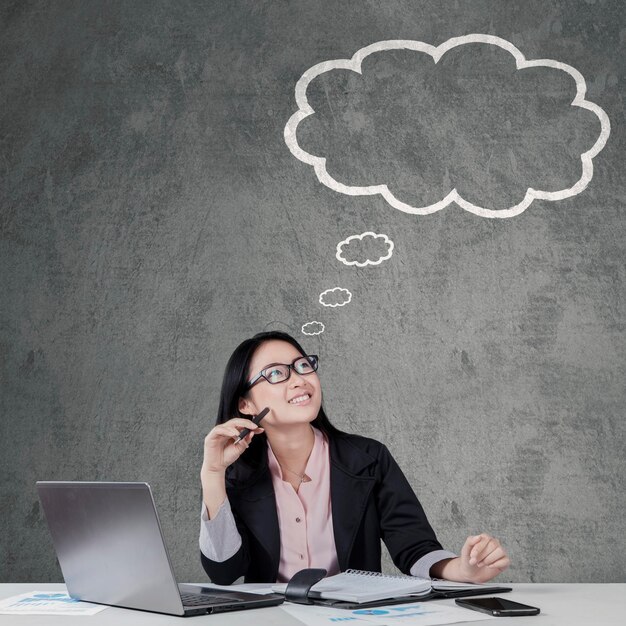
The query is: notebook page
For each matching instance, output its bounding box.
[309,570,431,602]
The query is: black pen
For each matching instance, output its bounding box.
[233,407,270,444]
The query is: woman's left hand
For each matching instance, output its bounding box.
[455,533,510,583]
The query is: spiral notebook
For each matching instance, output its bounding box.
[301,569,430,602]
[272,569,511,606]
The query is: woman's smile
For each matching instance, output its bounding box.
[288,392,312,406]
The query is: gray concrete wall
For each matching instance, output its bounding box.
[1,0,624,583]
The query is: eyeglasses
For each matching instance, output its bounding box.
[247,355,319,389]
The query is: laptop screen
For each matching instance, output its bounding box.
[37,482,185,615]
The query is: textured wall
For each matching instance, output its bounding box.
[1,0,624,584]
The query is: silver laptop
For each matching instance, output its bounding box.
[36,481,284,616]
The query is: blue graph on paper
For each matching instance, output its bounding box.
[18,593,81,604]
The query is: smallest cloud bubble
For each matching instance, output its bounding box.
[336,232,394,267]
[301,321,325,336]
[319,287,352,307]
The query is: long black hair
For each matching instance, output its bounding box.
[216,330,344,468]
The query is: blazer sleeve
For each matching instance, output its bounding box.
[374,443,446,575]
[199,494,252,585]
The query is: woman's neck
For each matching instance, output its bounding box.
[266,423,315,473]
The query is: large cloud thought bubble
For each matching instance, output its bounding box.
[284,35,610,218]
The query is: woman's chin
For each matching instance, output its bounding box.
[272,406,320,425]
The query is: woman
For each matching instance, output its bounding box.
[200,331,510,584]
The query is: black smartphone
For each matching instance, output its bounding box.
[455,597,540,616]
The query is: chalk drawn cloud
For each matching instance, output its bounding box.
[336,232,394,267]
[301,321,325,336]
[284,35,610,218]
[319,287,352,307]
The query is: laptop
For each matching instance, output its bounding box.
[36,481,284,616]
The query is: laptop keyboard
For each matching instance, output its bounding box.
[180,592,242,607]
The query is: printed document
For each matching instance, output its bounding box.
[281,600,494,626]
[0,591,107,615]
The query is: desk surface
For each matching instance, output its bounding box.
[0,584,624,625]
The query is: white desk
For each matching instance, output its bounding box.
[0,584,624,625]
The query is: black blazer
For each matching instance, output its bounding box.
[201,432,444,583]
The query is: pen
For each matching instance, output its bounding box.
[233,407,270,444]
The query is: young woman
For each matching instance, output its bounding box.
[200,331,510,584]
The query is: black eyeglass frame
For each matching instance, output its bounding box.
[246,354,319,389]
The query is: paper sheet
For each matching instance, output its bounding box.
[0,591,108,615]
[281,600,494,626]
[183,582,279,595]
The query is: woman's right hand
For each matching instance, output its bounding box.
[201,418,264,477]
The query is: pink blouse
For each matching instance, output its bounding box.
[267,427,340,582]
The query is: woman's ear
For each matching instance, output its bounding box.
[238,396,257,417]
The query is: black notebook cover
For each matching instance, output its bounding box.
[308,585,513,609]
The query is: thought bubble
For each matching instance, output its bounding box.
[336,232,394,267]
[285,35,610,218]
[319,287,352,307]
[301,321,325,336]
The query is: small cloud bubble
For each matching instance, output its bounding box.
[319,287,352,307]
[336,232,394,267]
[301,321,325,336]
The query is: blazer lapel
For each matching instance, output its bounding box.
[227,463,280,577]
[329,437,377,571]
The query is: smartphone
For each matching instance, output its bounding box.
[455,597,540,616]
